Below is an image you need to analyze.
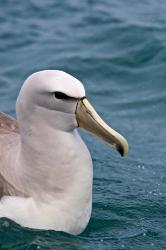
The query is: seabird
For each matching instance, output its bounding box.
[0,70,128,235]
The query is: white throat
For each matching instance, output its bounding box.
[15,104,93,234]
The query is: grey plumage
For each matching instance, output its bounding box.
[0,113,26,198]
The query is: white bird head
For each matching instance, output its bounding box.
[16,70,128,156]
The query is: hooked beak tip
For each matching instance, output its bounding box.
[76,98,129,157]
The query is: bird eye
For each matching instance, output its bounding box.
[54,92,74,100]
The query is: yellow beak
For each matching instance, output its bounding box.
[76,98,128,156]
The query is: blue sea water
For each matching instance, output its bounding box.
[0,0,166,249]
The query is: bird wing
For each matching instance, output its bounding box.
[0,112,19,134]
[0,112,20,197]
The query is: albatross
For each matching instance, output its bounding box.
[0,70,128,235]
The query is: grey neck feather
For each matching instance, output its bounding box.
[16,107,91,200]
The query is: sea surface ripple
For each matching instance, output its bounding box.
[0,0,166,249]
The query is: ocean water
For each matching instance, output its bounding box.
[0,0,166,249]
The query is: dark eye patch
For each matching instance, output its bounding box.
[54,92,75,100]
